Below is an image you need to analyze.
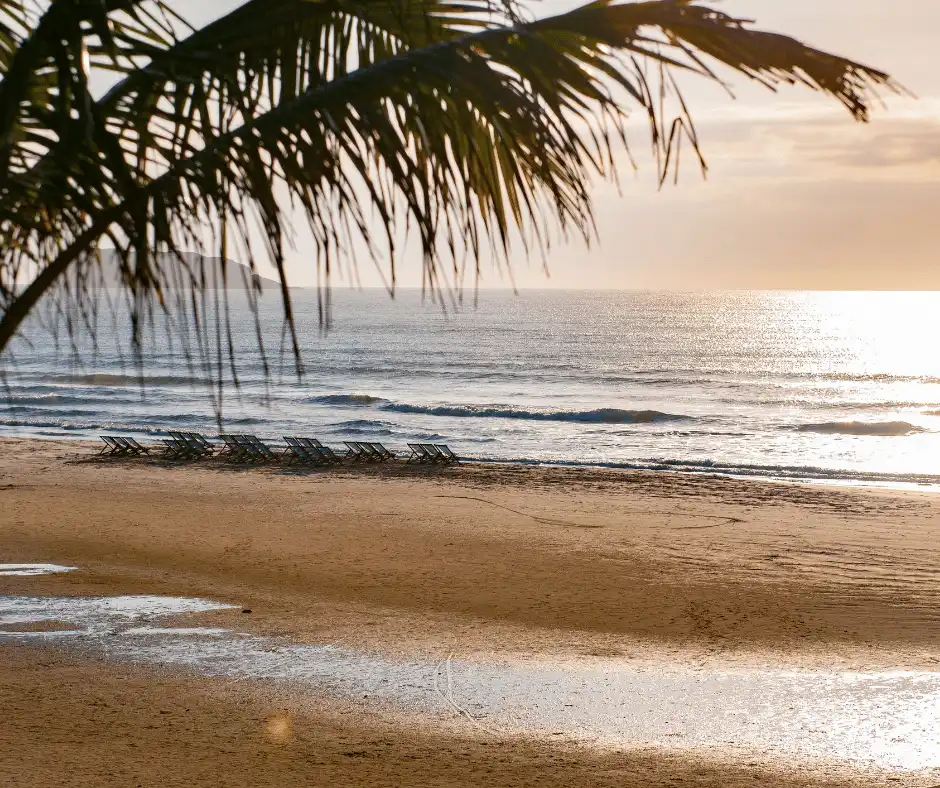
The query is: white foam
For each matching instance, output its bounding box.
[123,626,231,637]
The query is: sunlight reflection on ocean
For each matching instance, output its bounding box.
[5,290,940,487]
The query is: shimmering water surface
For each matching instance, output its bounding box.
[1,589,939,773]
[6,290,940,486]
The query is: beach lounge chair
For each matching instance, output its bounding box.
[299,438,342,464]
[343,441,370,462]
[243,435,279,463]
[184,432,216,455]
[353,441,385,462]
[167,431,210,459]
[113,436,148,456]
[369,442,396,460]
[283,436,304,464]
[160,436,190,459]
[434,444,459,464]
[283,437,322,465]
[122,437,151,455]
[419,444,448,463]
[99,436,128,456]
[406,443,436,463]
[218,434,250,461]
[227,434,261,462]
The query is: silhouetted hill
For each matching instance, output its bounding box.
[97,249,282,290]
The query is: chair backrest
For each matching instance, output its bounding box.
[284,438,313,459]
[113,437,136,452]
[344,441,364,455]
[248,436,276,457]
[125,437,147,451]
[371,442,393,458]
[435,444,457,459]
[233,435,258,452]
[101,436,121,450]
[411,444,436,460]
[421,443,443,457]
[355,442,380,458]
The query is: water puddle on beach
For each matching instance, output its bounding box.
[1,590,938,774]
[0,563,77,576]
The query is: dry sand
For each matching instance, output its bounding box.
[2,437,940,785]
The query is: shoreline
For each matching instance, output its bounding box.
[3,430,940,492]
[3,436,940,667]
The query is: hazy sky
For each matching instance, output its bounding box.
[189,1,940,290]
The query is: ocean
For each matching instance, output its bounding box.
[4,289,940,488]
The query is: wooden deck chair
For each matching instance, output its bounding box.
[343,441,368,462]
[369,442,396,460]
[122,437,151,455]
[166,431,199,459]
[245,435,279,462]
[406,443,433,463]
[231,434,264,462]
[113,436,143,456]
[420,444,448,463]
[353,441,384,462]
[185,432,215,455]
[218,434,249,460]
[283,437,318,465]
[99,436,126,456]
[160,437,189,459]
[434,445,459,464]
[301,439,342,464]
[181,432,210,459]
[282,436,303,463]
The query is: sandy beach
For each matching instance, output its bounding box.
[3,436,940,785]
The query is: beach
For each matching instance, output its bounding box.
[2,436,940,785]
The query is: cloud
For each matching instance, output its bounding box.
[684,107,940,185]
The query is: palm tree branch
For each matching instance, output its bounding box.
[0,0,901,357]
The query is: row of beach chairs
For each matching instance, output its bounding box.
[99,433,459,466]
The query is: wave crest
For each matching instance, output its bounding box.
[381,403,689,424]
[309,394,388,406]
[793,421,924,437]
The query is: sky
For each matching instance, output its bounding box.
[188,0,940,291]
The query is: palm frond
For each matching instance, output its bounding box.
[0,0,902,398]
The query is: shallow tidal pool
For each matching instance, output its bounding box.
[1,566,938,774]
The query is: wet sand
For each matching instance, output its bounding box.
[1,645,929,788]
[3,437,940,784]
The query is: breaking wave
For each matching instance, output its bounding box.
[791,421,924,437]
[303,394,693,425]
[309,394,389,406]
[380,403,691,424]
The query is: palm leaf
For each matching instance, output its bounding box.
[0,0,901,391]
